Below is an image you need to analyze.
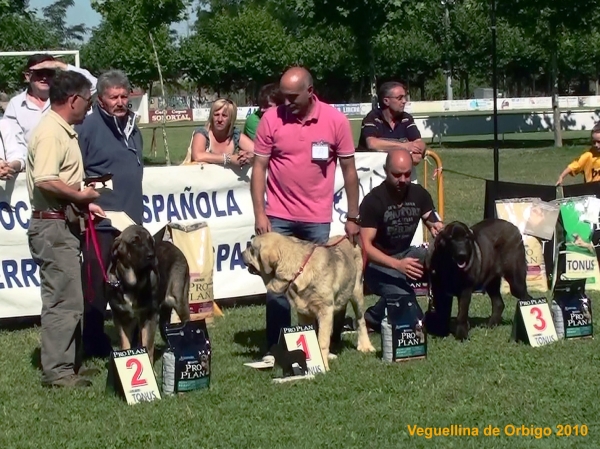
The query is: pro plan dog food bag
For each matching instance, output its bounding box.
[551,279,593,340]
[382,294,427,362]
[162,320,211,395]
[167,222,215,322]
[553,196,600,292]
[495,199,549,293]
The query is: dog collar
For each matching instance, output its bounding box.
[286,236,350,292]
[106,279,121,289]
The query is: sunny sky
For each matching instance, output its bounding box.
[27,0,194,38]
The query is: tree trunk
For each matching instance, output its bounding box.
[551,43,563,147]
[465,72,470,98]
[149,31,171,166]
[369,44,377,109]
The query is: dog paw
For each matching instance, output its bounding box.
[455,324,470,341]
[487,316,502,328]
[357,342,376,353]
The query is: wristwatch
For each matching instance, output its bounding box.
[347,215,360,224]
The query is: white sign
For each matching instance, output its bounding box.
[0,153,424,319]
[109,348,161,405]
[513,298,558,347]
[281,325,326,376]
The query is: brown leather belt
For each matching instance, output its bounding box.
[31,210,65,220]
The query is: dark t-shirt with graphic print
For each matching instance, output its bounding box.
[359,181,434,255]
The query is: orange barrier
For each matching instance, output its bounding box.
[422,149,445,242]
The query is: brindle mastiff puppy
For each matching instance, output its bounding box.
[106,225,191,364]
[426,219,533,341]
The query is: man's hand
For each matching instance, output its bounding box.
[77,186,101,203]
[556,176,564,186]
[29,60,68,72]
[255,213,271,235]
[429,221,444,238]
[88,203,106,219]
[0,160,15,180]
[393,257,424,280]
[344,220,360,245]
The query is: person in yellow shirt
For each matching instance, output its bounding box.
[556,124,600,185]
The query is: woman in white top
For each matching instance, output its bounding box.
[188,98,254,167]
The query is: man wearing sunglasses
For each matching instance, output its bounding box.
[27,71,104,388]
[2,54,97,150]
[357,81,425,176]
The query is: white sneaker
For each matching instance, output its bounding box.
[262,354,275,365]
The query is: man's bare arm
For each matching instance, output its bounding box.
[36,180,98,204]
[339,156,360,218]
[250,155,269,216]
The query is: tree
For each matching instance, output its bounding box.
[497,0,600,147]
[92,0,192,165]
[0,0,30,16]
[496,20,543,96]
[42,0,86,47]
[181,6,295,95]
[81,21,178,94]
[0,9,61,93]
[279,0,393,101]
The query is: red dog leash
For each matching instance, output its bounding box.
[287,234,367,288]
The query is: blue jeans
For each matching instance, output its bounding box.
[363,246,426,332]
[265,217,331,349]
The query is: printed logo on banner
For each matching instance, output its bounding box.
[333,167,384,224]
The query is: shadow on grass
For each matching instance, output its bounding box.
[233,328,265,359]
[426,316,513,341]
[431,136,589,150]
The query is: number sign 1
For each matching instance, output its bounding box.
[280,325,326,375]
[296,334,311,361]
[512,297,558,347]
[107,347,161,405]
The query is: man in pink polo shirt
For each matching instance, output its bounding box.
[251,66,360,363]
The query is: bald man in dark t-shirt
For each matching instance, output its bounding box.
[359,149,443,331]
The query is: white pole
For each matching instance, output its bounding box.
[0,50,80,67]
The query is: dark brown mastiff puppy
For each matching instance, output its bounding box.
[106,225,191,364]
[425,218,533,340]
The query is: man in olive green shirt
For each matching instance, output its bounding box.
[243,83,283,140]
[27,71,105,388]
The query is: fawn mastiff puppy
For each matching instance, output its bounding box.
[106,225,191,365]
[426,218,533,340]
[242,232,375,370]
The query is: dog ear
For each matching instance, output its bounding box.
[110,236,122,262]
[106,235,122,279]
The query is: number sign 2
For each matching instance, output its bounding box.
[512,297,558,347]
[107,347,161,405]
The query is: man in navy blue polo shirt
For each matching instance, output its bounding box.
[357,81,425,168]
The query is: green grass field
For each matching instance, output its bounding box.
[1,129,599,448]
